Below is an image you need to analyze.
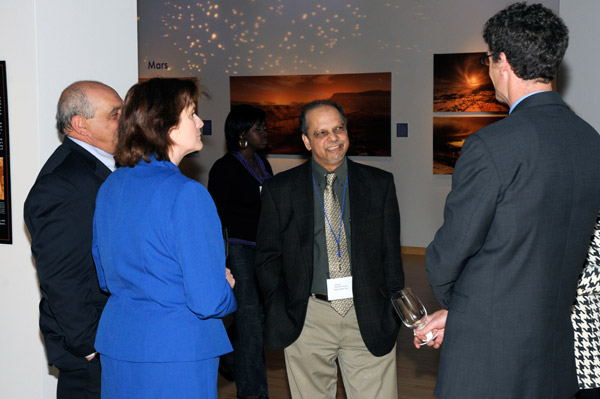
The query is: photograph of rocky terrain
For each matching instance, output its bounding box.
[230,72,391,155]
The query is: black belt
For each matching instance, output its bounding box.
[311,293,330,302]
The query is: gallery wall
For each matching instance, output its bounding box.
[560,1,600,131]
[0,2,40,397]
[138,0,561,248]
[0,1,137,398]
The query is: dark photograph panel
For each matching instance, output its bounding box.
[0,157,4,200]
[433,115,505,174]
[230,72,391,156]
[434,52,508,113]
[0,60,10,244]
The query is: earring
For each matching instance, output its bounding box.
[239,137,248,149]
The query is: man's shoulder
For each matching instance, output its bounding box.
[38,140,98,179]
[473,93,597,143]
[25,143,102,224]
[348,159,393,181]
[27,142,103,203]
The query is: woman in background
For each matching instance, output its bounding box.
[208,104,272,398]
[92,78,236,398]
[572,213,600,399]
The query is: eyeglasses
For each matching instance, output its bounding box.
[480,53,497,66]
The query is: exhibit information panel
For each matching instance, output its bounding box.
[0,61,12,244]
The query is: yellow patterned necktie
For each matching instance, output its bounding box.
[324,173,353,316]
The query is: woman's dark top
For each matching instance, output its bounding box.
[208,151,273,244]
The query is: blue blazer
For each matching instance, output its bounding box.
[92,156,236,362]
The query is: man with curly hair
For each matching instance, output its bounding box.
[416,3,600,398]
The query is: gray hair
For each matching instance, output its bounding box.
[55,81,99,134]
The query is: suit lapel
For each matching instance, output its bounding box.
[93,161,112,181]
[291,161,315,275]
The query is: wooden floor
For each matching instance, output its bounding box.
[217,254,441,398]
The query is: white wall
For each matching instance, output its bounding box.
[0,2,43,397]
[560,0,600,132]
[138,0,561,248]
[0,1,137,397]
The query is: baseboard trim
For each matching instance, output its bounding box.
[401,246,426,256]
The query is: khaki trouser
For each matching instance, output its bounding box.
[284,296,398,399]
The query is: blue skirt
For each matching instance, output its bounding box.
[100,355,218,398]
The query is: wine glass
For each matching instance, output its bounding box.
[391,287,437,344]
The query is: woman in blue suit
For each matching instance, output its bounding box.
[92,78,236,398]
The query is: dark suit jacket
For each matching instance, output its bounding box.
[426,91,600,399]
[255,158,404,356]
[24,137,110,366]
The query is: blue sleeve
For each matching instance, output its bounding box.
[172,180,237,319]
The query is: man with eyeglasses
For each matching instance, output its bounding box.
[255,100,404,398]
[416,3,600,399]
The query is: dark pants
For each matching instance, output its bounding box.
[221,244,268,398]
[53,352,101,399]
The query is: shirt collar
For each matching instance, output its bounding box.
[66,136,116,171]
[509,91,548,114]
[311,157,348,185]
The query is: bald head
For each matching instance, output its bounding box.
[56,81,116,134]
[56,80,123,153]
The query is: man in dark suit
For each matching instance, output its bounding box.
[256,100,404,398]
[25,81,122,399]
[414,3,600,399]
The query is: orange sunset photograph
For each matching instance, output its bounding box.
[434,52,508,113]
[230,72,391,155]
[433,116,505,174]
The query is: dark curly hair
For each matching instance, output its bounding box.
[483,2,568,83]
[115,78,199,167]
[224,104,266,151]
[299,100,347,136]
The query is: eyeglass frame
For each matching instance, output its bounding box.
[480,52,498,66]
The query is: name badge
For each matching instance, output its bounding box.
[326,276,353,300]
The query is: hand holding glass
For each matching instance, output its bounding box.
[391,287,438,345]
